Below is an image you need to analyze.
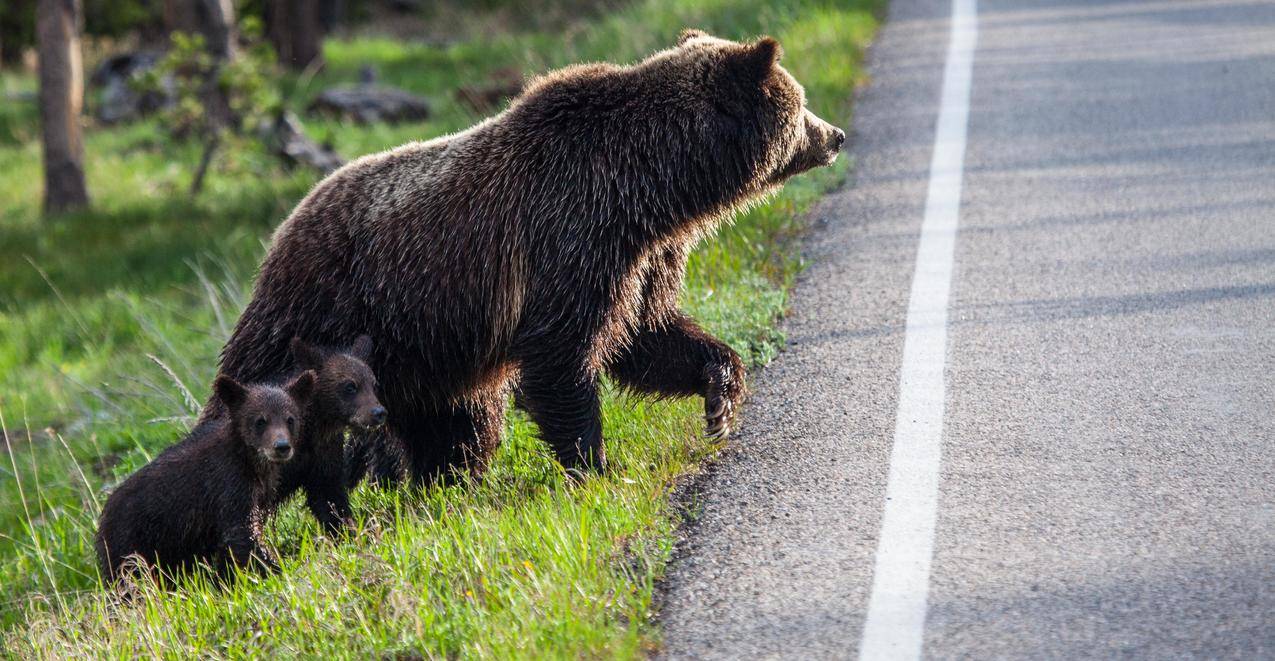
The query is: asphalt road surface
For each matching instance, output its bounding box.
[658,0,1275,658]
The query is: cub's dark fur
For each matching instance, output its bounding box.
[213,30,845,484]
[95,373,315,584]
[271,335,385,534]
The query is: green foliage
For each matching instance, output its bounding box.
[220,18,283,124]
[133,18,281,193]
[0,0,881,654]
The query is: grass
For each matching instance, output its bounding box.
[0,0,881,656]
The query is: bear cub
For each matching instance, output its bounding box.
[272,335,385,535]
[95,372,315,584]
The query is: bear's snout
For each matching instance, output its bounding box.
[805,110,843,165]
[272,437,293,462]
[355,405,388,430]
[830,127,846,153]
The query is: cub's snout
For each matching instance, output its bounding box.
[272,437,293,462]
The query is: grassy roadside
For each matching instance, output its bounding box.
[0,0,881,655]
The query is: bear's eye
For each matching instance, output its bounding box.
[286,416,295,429]
[254,417,267,432]
[343,381,358,397]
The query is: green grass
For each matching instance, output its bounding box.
[0,0,880,656]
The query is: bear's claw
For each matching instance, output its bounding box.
[703,357,745,440]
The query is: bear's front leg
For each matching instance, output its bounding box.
[608,312,746,439]
[517,360,606,474]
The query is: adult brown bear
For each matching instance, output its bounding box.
[215,30,844,483]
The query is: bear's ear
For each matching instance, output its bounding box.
[736,36,783,80]
[349,334,374,362]
[678,28,709,46]
[214,375,248,411]
[289,336,324,370]
[286,370,317,407]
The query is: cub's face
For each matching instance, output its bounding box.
[290,335,387,430]
[321,353,386,430]
[674,30,846,188]
[215,372,315,463]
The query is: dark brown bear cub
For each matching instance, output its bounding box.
[272,335,385,535]
[95,372,315,584]
[215,30,844,485]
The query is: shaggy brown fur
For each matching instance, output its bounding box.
[214,30,844,484]
[270,335,385,534]
[96,373,315,584]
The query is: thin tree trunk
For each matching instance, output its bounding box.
[268,0,323,71]
[36,0,88,214]
[265,0,291,65]
[163,0,234,59]
[189,130,219,196]
[165,0,235,196]
[288,0,323,71]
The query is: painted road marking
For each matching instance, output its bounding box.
[858,0,977,659]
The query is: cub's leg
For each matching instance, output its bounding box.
[303,448,354,536]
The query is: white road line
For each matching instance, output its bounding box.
[858,0,977,659]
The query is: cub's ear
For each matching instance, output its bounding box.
[213,375,248,411]
[678,28,709,46]
[289,336,324,370]
[286,370,317,407]
[349,334,374,362]
[738,36,782,80]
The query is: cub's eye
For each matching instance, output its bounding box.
[254,418,267,432]
[343,381,358,397]
[286,417,296,429]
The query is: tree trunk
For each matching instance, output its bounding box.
[163,0,235,59]
[264,0,290,66]
[36,0,88,214]
[267,0,324,71]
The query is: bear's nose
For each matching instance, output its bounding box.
[369,406,387,426]
[273,438,291,454]
[831,128,846,151]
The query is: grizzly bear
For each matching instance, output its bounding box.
[213,30,844,484]
[96,372,315,584]
[271,335,385,535]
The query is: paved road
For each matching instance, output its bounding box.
[658,0,1275,658]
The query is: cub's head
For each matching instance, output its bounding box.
[659,29,844,197]
[214,372,315,463]
[289,335,386,430]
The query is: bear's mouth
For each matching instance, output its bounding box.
[352,414,387,430]
[263,446,294,463]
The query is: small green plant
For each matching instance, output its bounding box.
[134,17,282,195]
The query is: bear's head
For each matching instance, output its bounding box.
[670,29,845,188]
[289,335,387,431]
[214,371,315,463]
